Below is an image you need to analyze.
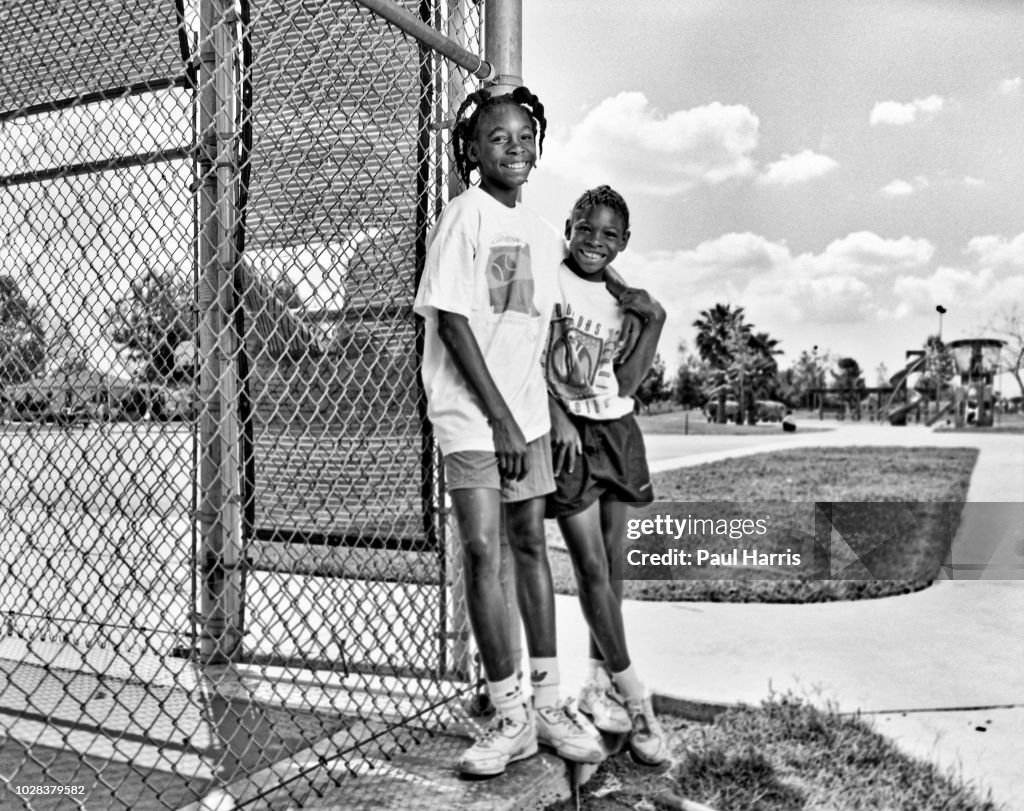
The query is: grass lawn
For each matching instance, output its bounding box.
[546,695,1001,811]
[546,446,979,602]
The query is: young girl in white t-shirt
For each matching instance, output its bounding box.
[413,88,603,777]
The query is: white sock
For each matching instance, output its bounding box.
[488,674,527,721]
[611,664,644,703]
[529,657,560,709]
[588,658,612,688]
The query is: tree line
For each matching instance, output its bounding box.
[634,301,1024,420]
[635,304,873,422]
[4,273,1024,417]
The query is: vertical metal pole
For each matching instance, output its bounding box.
[442,1,476,681]
[484,0,524,674]
[197,0,244,662]
[484,0,522,94]
[416,0,448,678]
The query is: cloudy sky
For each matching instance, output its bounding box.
[520,0,1024,384]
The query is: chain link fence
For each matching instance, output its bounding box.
[0,1,489,806]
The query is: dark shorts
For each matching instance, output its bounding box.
[546,413,654,519]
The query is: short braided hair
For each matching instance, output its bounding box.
[453,86,547,187]
[570,185,630,232]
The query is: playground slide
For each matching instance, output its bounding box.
[884,355,927,425]
[886,390,923,425]
[888,354,926,389]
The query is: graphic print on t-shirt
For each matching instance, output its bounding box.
[546,301,620,396]
[548,325,600,389]
[486,238,538,316]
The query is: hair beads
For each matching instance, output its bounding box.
[452,86,547,187]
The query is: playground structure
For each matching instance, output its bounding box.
[881,351,929,426]
[948,338,1004,427]
[881,338,1004,427]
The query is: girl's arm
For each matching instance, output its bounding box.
[436,309,529,481]
[603,266,643,362]
[613,288,666,397]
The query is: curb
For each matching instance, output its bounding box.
[651,691,739,724]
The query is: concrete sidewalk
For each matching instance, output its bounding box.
[296,420,1021,810]
[553,420,1024,810]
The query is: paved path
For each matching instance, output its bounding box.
[554,419,1024,810]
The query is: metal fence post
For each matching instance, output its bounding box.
[484,0,525,674]
[197,0,244,663]
[442,0,478,684]
[484,0,522,93]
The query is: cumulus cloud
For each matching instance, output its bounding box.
[873,234,1024,320]
[999,77,1022,95]
[893,266,993,314]
[881,175,930,197]
[817,231,935,275]
[758,150,838,186]
[683,232,792,274]
[869,95,944,126]
[890,264,1024,323]
[607,225,1024,372]
[881,179,915,197]
[744,268,877,324]
[963,176,984,188]
[619,230,933,290]
[614,230,939,348]
[966,232,1024,269]
[542,91,760,195]
[613,228,1024,371]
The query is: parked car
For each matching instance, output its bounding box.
[755,400,787,422]
[704,399,740,422]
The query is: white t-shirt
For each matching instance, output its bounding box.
[545,263,635,421]
[413,186,563,454]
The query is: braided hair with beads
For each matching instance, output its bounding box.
[452,86,547,187]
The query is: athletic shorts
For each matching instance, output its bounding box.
[444,435,556,503]
[546,413,654,519]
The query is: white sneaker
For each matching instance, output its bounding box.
[457,713,538,777]
[578,680,631,734]
[624,695,670,766]
[535,699,604,764]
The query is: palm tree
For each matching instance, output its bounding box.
[693,304,748,422]
[694,304,747,366]
[747,330,783,421]
[724,326,782,424]
[694,305,783,424]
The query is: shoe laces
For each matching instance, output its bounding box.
[477,714,519,745]
[556,699,589,732]
[594,686,624,709]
